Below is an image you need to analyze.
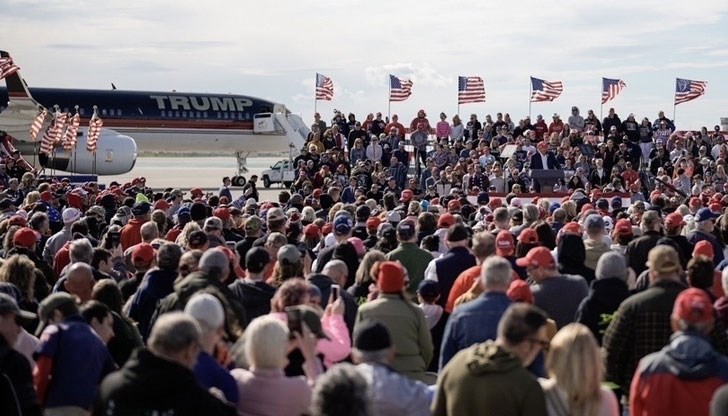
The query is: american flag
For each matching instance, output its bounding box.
[40,110,66,155]
[675,78,707,105]
[0,57,19,80]
[530,77,563,102]
[458,76,486,104]
[315,73,334,101]
[63,112,81,151]
[602,78,626,104]
[389,75,413,102]
[87,113,103,153]
[29,109,47,141]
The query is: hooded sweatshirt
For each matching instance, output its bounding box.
[631,332,728,416]
[432,340,547,416]
[557,234,595,283]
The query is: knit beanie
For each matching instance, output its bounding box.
[595,251,628,281]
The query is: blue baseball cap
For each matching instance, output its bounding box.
[334,214,353,235]
[695,207,719,222]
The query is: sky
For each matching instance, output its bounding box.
[1,0,727,130]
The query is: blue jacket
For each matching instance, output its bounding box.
[439,292,510,370]
[129,268,178,339]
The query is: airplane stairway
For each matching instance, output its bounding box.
[273,113,309,154]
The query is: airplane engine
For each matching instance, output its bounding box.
[38,127,137,175]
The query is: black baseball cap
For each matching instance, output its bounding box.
[353,320,392,352]
[245,247,270,273]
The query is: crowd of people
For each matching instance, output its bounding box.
[0,106,727,415]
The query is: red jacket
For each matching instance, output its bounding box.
[630,332,728,416]
[120,219,144,251]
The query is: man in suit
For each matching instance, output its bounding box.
[530,142,561,192]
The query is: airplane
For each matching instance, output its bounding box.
[0,50,309,185]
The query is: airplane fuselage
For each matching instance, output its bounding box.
[0,87,288,153]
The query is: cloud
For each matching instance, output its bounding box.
[365,63,451,88]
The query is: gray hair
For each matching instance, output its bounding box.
[480,256,513,290]
[157,243,182,271]
[493,207,510,225]
[141,221,160,242]
[523,204,539,223]
[70,238,94,264]
[311,363,370,416]
[641,210,661,232]
[148,312,201,355]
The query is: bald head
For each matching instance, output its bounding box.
[322,260,348,287]
[66,262,95,302]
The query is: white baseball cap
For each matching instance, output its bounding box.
[184,293,224,329]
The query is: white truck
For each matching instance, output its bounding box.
[261,159,295,188]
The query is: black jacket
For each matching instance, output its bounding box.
[575,277,630,345]
[151,272,247,341]
[0,337,42,416]
[93,348,235,416]
[307,273,358,335]
[625,231,663,276]
[228,279,276,322]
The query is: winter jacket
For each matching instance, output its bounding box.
[631,332,728,416]
[128,268,178,339]
[424,246,476,309]
[575,277,629,345]
[532,274,588,329]
[0,336,42,416]
[386,242,434,297]
[228,279,276,322]
[583,239,611,271]
[150,271,247,341]
[432,340,547,416]
[93,348,235,416]
[440,291,510,370]
[356,294,433,382]
[307,273,358,335]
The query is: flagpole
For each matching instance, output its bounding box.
[314,74,318,117]
[387,75,391,119]
[600,78,604,121]
[673,101,677,125]
[528,78,532,119]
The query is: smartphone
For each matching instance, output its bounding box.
[330,284,340,303]
[225,241,236,250]
[285,307,302,339]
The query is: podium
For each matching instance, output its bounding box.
[531,169,563,193]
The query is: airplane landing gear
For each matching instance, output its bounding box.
[231,151,250,187]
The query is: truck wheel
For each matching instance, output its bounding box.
[262,176,271,188]
[284,181,292,188]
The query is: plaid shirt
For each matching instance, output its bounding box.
[603,279,728,390]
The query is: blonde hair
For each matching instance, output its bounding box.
[175,222,201,248]
[23,191,40,207]
[546,323,602,416]
[0,254,37,302]
[244,315,289,369]
[355,250,385,286]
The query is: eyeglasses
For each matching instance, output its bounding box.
[528,337,550,351]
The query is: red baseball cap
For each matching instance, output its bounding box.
[154,200,171,211]
[377,261,406,294]
[495,230,515,257]
[312,189,323,198]
[665,213,685,228]
[689,197,702,208]
[580,204,594,214]
[561,222,582,235]
[400,189,414,202]
[672,288,713,325]
[518,228,539,244]
[507,279,533,304]
[213,207,231,221]
[693,240,714,260]
[489,198,503,210]
[303,224,320,238]
[132,243,156,266]
[366,217,381,230]
[190,187,203,196]
[321,223,333,236]
[13,227,38,249]
[613,219,633,236]
[448,199,462,211]
[516,246,555,268]
[438,213,456,228]
[710,202,722,214]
